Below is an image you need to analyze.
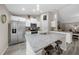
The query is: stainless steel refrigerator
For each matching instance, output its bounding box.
[8,21,26,45]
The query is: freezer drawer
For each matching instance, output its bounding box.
[10,34,18,45]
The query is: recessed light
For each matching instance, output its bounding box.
[22,8,25,11]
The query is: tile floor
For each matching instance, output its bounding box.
[4,39,79,55]
[63,39,79,55]
[4,42,26,55]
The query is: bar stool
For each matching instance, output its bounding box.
[55,40,63,55]
[42,45,55,55]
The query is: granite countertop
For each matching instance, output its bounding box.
[25,33,66,53]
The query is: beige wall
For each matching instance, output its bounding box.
[0,5,10,54]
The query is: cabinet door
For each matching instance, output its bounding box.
[41,14,49,32]
[17,31,25,42]
[17,22,25,42]
[10,34,18,45]
[41,20,49,32]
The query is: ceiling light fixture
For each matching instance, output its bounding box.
[22,8,25,11]
[36,4,40,11]
[32,4,43,13]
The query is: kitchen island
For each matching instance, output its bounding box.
[25,31,72,55]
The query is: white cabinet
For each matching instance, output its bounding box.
[51,12,58,31]
[51,20,56,27]
[40,13,49,32]
[37,22,40,27]
[25,31,31,35]
[40,12,54,32]
[25,20,30,27]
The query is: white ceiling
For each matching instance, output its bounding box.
[5,4,68,15]
[59,4,79,23]
[5,4,79,23]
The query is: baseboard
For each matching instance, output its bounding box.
[0,46,8,55]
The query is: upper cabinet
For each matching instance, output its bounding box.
[40,12,52,32]
[11,11,58,32]
[51,12,58,31]
[11,16,26,22]
[40,12,58,32]
[11,15,41,27]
